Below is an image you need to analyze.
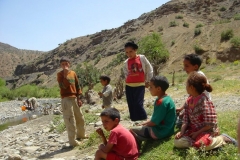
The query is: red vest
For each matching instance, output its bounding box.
[126,56,145,83]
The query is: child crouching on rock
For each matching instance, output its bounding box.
[174,71,238,150]
[95,108,139,160]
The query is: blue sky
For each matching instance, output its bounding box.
[0,0,169,51]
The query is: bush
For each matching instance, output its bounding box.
[234,14,240,20]
[194,28,201,36]
[230,37,240,47]
[175,15,183,19]
[183,22,189,28]
[233,60,239,66]
[195,23,203,28]
[221,29,234,41]
[169,21,178,27]
[76,63,101,88]
[193,44,204,54]
[220,7,226,11]
[171,41,175,46]
[94,54,102,65]
[158,26,163,32]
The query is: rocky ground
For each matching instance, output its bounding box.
[0,94,239,160]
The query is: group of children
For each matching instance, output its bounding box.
[57,41,238,160]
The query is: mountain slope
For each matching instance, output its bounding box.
[5,0,240,88]
[0,42,43,78]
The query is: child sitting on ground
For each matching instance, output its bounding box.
[176,53,211,128]
[98,75,113,109]
[130,76,176,148]
[95,108,139,160]
[174,71,237,150]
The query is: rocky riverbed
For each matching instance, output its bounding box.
[0,94,239,160]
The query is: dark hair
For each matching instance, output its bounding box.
[184,54,202,69]
[99,75,111,84]
[187,71,212,94]
[150,76,169,92]
[60,57,70,63]
[124,41,138,50]
[100,108,120,121]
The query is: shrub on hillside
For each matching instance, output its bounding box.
[234,14,240,20]
[158,26,163,32]
[220,7,227,11]
[175,15,183,19]
[195,23,203,28]
[193,44,204,54]
[171,40,175,46]
[230,37,240,47]
[183,22,189,28]
[221,29,234,41]
[169,21,178,27]
[76,63,100,88]
[138,32,169,75]
[94,54,102,65]
[194,28,201,36]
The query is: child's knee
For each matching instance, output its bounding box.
[174,138,191,148]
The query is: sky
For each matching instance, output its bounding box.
[0,0,169,51]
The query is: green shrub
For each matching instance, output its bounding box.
[214,19,231,24]
[234,14,240,20]
[171,41,175,46]
[76,63,100,88]
[220,6,226,11]
[175,15,183,19]
[193,44,204,54]
[233,60,239,66]
[194,28,201,36]
[230,37,240,47]
[94,54,102,65]
[221,29,234,41]
[158,26,163,32]
[195,23,203,28]
[183,22,189,28]
[169,21,178,27]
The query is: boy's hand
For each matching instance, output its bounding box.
[63,69,69,78]
[98,92,103,97]
[96,128,105,137]
[175,132,183,139]
[77,97,82,107]
[176,107,184,113]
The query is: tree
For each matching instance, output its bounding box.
[75,63,100,89]
[138,32,169,75]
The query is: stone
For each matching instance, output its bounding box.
[24,141,33,146]
[94,121,102,127]
[22,146,40,153]
[42,128,51,133]
[7,154,22,160]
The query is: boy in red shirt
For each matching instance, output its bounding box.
[95,108,139,160]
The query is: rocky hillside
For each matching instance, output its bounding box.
[0,42,43,78]
[5,0,240,88]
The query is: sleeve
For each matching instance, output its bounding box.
[203,99,217,126]
[57,72,69,89]
[74,72,82,96]
[122,60,128,79]
[103,86,112,97]
[150,100,167,125]
[108,131,117,145]
[142,55,153,82]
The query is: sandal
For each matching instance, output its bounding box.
[221,133,238,147]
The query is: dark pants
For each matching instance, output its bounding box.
[126,85,147,121]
